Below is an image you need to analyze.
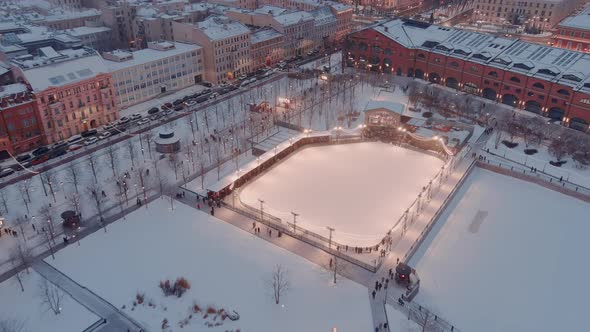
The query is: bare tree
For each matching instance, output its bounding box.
[268,264,289,304]
[41,172,57,203]
[19,181,32,213]
[105,145,119,178]
[549,136,569,161]
[409,305,441,332]
[10,241,32,274]
[325,255,347,284]
[168,153,180,181]
[163,183,176,210]
[86,153,99,183]
[68,193,82,216]
[13,216,29,247]
[38,278,64,315]
[0,318,26,332]
[126,139,136,167]
[64,163,80,193]
[144,130,155,159]
[86,182,107,231]
[198,158,206,190]
[38,203,56,251]
[0,189,8,214]
[134,166,148,207]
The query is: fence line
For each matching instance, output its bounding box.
[387,293,463,332]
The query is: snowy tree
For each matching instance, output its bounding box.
[64,163,80,193]
[86,153,99,183]
[549,136,569,161]
[268,264,289,305]
[105,145,119,178]
[38,278,64,315]
[86,182,107,231]
[0,318,25,332]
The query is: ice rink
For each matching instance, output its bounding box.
[409,168,590,332]
[240,142,444,246]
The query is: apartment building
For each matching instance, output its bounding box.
[40,8,101,30]
[472,0,579,30]
[173,16,251,83]
[11,47,117,144]
[65,25,113,52]
[103,41,203,108]
[345,19,590,132]
[250,28,284,69]
[0,84,43,155]
[552,5,590,52]
[101,2,138,49]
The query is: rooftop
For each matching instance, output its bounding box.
[558,5,590,30]
[196,16,250,41]
[102,41,201,72]
[274,11,314,26]
[0,83,28,100]
[368,19,590,91]
[43,8,101,22]
[251,28,283,44]
[14,48,107,91]
[64,26,112,37]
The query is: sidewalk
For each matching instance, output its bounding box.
[34,261,145,332]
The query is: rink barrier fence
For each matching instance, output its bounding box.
[386,293,463,332]
[82,318,106,332]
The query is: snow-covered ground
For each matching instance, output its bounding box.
[240,142,444,247]
[0,270,98,331]
[409,168,590,332]
[485,135,590,188]
[48,198,373,332]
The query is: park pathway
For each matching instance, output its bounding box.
[33,261,145,332]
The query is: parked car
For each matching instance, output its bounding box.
[32,146,50,156]
[196,96,208,103]
[238,74,248,80]
[68,144,83,152]
[103,123,115,131]
[149,114,161,121]
[240,80,250,87]
[202,88,212,95]
[118,116,131,124]
[174,104,185,112]
[172,99,183,106]
[31,154,49,165]
[220,83,230,89]
[131,113,142,120]
[49,148,67,158]
[81,129,98,137]
[98,131,112,140]
[148,107,160,114]
[0,168,15,178]
[137,118,150,125]
[201,81,213,87]
[16,153,32,162]
[84,137,98,146]
[68,135,84,144]
[162,109,173,116]
[185,100,196,107]
[52,141,68,150]
[209,92,219,99]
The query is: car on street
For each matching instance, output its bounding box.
[202,88,212,95]
[131,113,142,121]
[103,123,115,131]
[32,146,50,156]
[98,131,112,140]
[0,168,15,178]
[196,96,208,103]
[174,104,184,112]
[68,144,83,152]
[49,148,67,158]
[137,117,150,125]
[209,92,219,99]
[240,80,250,87]
[201,81,213,87]
[172,99,183,106]
[162,109,173,116]
[81,129,98,137]
[16,153,32,162]
[68,135,84,144]
[185,100,196,107]
[149,113,161,121]
[31,154,49,165]
[52,141,68,150]
[84,137,98,146]
[148,107,160,114]
[118,116,130,125]
[162,102,173,110]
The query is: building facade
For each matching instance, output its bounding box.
[250,28,284,69]
[65,25,113,52]
[552,5,590,52]
[12,48,117,144]
[472,0,579,30]
[0,84,43,155]
[173,16,251,83]
[103,41,203,108]
[344,19,590,132]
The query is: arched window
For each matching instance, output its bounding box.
[557,89,570,96]
[488,71,498,77]
[510,76,521,83]
[417,53,426,59]
[449,61,459,67]
[532,82,545,90]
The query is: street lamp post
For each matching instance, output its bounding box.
[291,211,299,233]
[326,226,335,249]
[258,199,265,222]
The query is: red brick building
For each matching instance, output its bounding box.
[344,19,590,132]
[0,84,43,157]
[552,5,590,53]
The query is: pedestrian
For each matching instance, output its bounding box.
[32,224,36,232]
[252,222,256,230]
[372,290,376,299]
[197,203,201,210]
[269,229,272,237]
[329,258,333,268]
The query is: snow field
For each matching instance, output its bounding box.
[240,142,445,247]
[409,168,590,332]
[0,270,98,332]
[48,198,373,332]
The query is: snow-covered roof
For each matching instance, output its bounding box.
[251,28,283,44]
[16,48,107,91]
[137,7,158,18]
[0,83,28,99]
[364,100,405,115]
[558,5,590,30]
[103,42,201,72]
[196,16,250,41]
[253,6,288,16]
[65,26,111,37]
[274,11,313,26]
[366,19,590,91]
[43,8,101,22]
[311,7,336,26]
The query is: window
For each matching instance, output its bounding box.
[417,53,426,59]
[449,61,459,67]
[557,89,570,96]
[488,71,498,77]
[532,82,545,90]
[510,76,521,83]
